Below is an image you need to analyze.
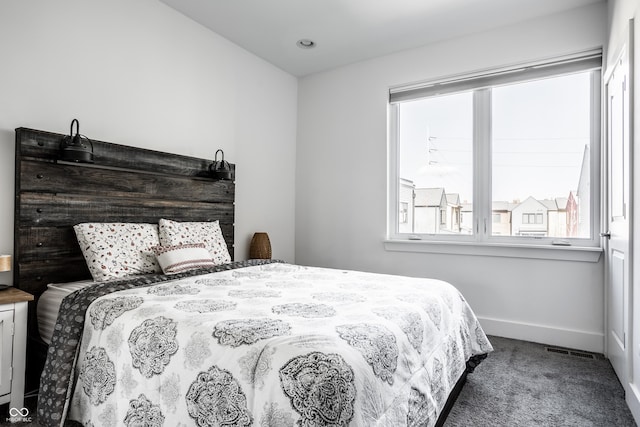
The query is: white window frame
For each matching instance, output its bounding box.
[386,50,603,262]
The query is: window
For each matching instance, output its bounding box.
[522,213,543,225]
[388,51,601,247]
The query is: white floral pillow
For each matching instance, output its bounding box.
[152,243,216,274]
[158,219,231,265]
[74,223,162,281]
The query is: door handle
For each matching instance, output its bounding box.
[600,231,611,239]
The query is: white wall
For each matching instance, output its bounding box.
[296,3,607,352]
[0,0,298,272]
[608,0,640,423]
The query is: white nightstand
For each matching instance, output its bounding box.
[0,288,33,418]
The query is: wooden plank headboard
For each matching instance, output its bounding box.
[14,127,235,324]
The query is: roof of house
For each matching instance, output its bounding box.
[540,199,558,210]
[423,193,569,212]
[555,197,569,210]
[414,188,444,206]
[445,193,460,206]
[492,201,517,211]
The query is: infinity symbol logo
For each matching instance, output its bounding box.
[9,407,29,417]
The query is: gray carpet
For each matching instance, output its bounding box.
[445,336,637,427]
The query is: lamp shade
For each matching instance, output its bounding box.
[249,233,271,259]
[0,255,11,273]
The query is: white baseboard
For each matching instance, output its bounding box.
[477,316,604,353]
[627,383,640,426]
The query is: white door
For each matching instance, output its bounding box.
[0,308,13,398]
[605,45,631,385]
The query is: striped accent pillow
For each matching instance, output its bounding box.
[152,243,216,274]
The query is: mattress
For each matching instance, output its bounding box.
[37,280,96,345]
[37,260,492,426]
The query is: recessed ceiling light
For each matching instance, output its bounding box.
[296,39,316,49]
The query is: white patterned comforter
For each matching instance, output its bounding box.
[67,263,492,426]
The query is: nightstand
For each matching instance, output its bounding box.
[0,288,33,416]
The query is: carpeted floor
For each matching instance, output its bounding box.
[445,336,637,427]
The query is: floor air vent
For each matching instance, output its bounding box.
[545,346,602,360]
[546,347,570,356]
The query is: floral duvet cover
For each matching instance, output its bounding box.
[38,261,492,426]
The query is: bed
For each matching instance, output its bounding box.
[14,127,492,426]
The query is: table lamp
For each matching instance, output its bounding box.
[249,233,271,259]
[0,254,11,290]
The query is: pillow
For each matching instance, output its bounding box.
[158,219,231,265]
[74,223,162,281]
[152,243,216,274]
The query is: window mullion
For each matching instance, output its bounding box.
[388,103,400,238]
[473,89,492,242]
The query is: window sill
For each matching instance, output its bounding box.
[383,239,602,262]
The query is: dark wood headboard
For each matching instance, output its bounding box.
[14,127,235,328]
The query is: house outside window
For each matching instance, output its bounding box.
[388,51,601,247]
[400,202,409,224]
[398,178,415,233]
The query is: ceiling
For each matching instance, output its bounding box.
[159,0,603,77]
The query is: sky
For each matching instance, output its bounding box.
[398,71,591,204]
